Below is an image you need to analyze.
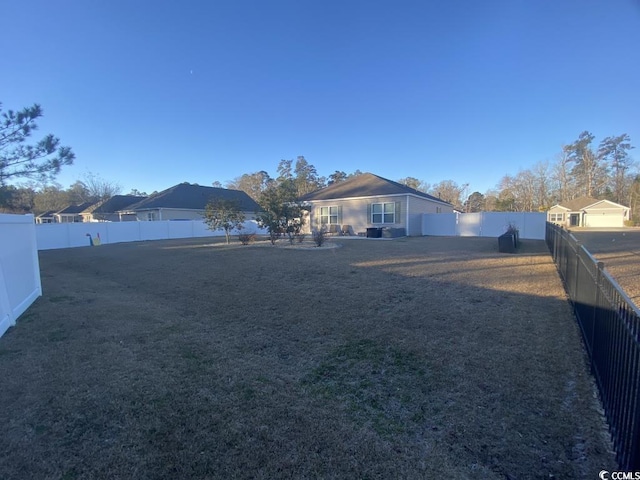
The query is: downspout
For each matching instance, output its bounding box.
[159,208,163,221]
[406,195,410,236]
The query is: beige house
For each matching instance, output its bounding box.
[300,173,454,237]
[548,197,630,228]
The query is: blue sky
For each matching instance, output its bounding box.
[2,0,639,196]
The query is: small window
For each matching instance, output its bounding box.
[147,212,156,221]
[549,213,564,223]
[319,206,339,225]
[371,202,396,224]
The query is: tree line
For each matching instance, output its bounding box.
[222,131,638,224]
[488,132,637,216]
[1,100,637,222]
[0,175,141,214]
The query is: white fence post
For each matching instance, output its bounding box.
[0,214,42,338]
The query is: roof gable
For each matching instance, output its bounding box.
[123,183,260,212]
[300,173,450,204]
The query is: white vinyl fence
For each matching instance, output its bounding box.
[36,220,267,250]
[0,214,42,338]
[422,212,546,240]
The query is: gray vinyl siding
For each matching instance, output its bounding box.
[547,206,570,227]
[407,195,454,235]
[307,196,404,235]
[408,196,429,235]
[309,195,456,236]
[307,195,453,236]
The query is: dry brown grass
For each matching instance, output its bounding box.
[0,236,616,479]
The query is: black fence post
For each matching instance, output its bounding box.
[590,261,604,372]
[573,241,581,301]
[545,222,640,469]
[627,330,640,470]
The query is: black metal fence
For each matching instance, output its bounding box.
[546,222,640,469]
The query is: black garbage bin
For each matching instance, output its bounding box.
[498,233,516,253]
[366,227,382,238]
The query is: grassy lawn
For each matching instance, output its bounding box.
[0,236,616,479]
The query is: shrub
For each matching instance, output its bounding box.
[312,227,328,247]
[268,230,281,245]
[238,232,256,245]
[505,222,519,235]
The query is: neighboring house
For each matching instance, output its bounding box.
[80,195,146,222]
[299,173,454,236]
[54,202,96,223]
[35,210,57,224]
[118,183,261,221]
[548,197,630,228]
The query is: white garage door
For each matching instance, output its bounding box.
[584,214,622,228]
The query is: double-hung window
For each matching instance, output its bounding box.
[371,202,395,224]
[549,213,563,222]
[319,206,339,225]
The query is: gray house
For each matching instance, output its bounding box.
[80,195,146,222]
[119,183,261,221]
[300,173,453,236]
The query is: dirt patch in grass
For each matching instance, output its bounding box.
[0,236,616,478]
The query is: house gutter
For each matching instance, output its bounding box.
[305,192,451,207]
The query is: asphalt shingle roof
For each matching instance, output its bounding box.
[83,195,146,214]
[122,183,261,212]
[37,210,57,218]
[56,202,96,215]
[300,173,451,204]
[557,197,600,211]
